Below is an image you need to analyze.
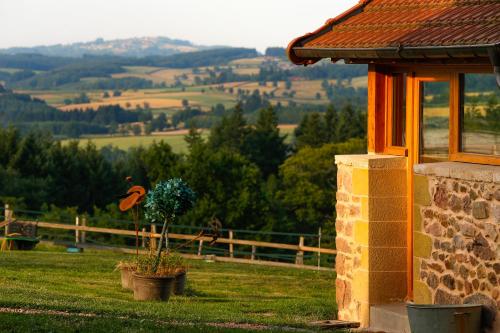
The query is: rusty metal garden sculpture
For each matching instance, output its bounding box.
[118,177,146,256]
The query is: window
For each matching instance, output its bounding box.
[391,73,406,147]
[460,73,500,156]
[377,66,499,165]
[384,72,407,155]
[420,81,450,163]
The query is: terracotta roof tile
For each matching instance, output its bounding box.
[288,0,500,65]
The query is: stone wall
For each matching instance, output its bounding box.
[413,162,500,319]
[335,155,407,327]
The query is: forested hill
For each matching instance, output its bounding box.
[0,48,260,90]
[0,37,208,58]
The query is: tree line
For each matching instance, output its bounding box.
[0,105,366,242]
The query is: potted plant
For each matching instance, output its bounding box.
[132,178,195,301]
[168,253,189,295]
[116,260,137,290]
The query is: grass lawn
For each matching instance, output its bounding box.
[0,248,337,332]
[61,126,296,152]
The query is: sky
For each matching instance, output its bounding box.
[0,0,358,52]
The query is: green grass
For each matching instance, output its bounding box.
[61,127,296,152]
[0,249,337,332]
[66,134,201,153]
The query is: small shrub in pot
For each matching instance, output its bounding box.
[133,178,195,301]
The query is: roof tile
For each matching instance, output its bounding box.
[288,0,500,64]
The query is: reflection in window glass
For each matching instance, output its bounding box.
[392,73,406,147]
[420,81,450,163]
[461,73,500,156]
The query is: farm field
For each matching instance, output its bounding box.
[0,248,337,332]
[61,126,297,151]
[19,56,369,115]
[24,77,362,113]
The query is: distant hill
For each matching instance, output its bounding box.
[0,36,214,58]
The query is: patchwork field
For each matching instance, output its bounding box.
[0,248,337,332]
[61,126,296,151]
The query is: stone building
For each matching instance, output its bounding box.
[287,0,499,331]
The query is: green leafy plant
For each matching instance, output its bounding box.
[144,178,196,273]
[135,252,188,277]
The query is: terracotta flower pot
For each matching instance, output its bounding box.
[120,266,134,290]
[173,271,187,295]
[132,273,175,301]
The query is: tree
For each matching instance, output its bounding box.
[336,104,366,142]
[141,141,180,184]
[132,124,142,136]
[243,107,288,178]
[184,121,204,150]
[113,90,122,97]
[295,113,327,148]
[103,91,110,98]
[180,146,266,231]
[152,113,167,131]
[324,105,339,142]
[209,104,249,152]
[278,138,366,235]
[182,99,189,108]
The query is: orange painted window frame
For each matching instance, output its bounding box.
[374,65,499,166]
[384,72,408,156]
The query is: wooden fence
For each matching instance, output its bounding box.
[2,205,336,271]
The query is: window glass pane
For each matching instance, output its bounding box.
[420,81,450,163]
[461,73,500,156]
[392,73,406,147]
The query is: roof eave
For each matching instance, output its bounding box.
[286,0,370,66]
[292,44,499,64]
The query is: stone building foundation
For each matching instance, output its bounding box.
[335,155,408,327]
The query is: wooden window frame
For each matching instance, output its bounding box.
[375,64,499,166]
[384,72,408,156]
[450,72,500,166]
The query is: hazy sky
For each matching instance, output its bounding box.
[0,0,358,51]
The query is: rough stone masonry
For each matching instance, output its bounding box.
[413,162,499,325]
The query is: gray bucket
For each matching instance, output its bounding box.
[407,303,482,333]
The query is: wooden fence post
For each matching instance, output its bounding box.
[229,230,234,258]
[141,227,146,248]
[4,204,12,235]
[317,227,322,270]
[251,245,256,260]
[295,236,304,265]
[150,224,157,250]
[197,240,204,256]
[75,216,80,245]
[81,217,86,245]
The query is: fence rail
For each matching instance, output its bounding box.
[2,205,336,271]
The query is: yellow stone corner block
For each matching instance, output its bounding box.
[414,174,431,206]
[357,301,371,328]
[359,246,369,269]
[368,169,407,197]
[361,197,369,220]
[362,197,407,221]
[352,168,369,196]
[413,258,421,284]
[414,232,433,259]
[352,270,369,303]
[413,204,423,232]
[354,221,369,246]
[413,281,433,304]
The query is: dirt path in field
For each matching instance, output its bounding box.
[0,307,312,332]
